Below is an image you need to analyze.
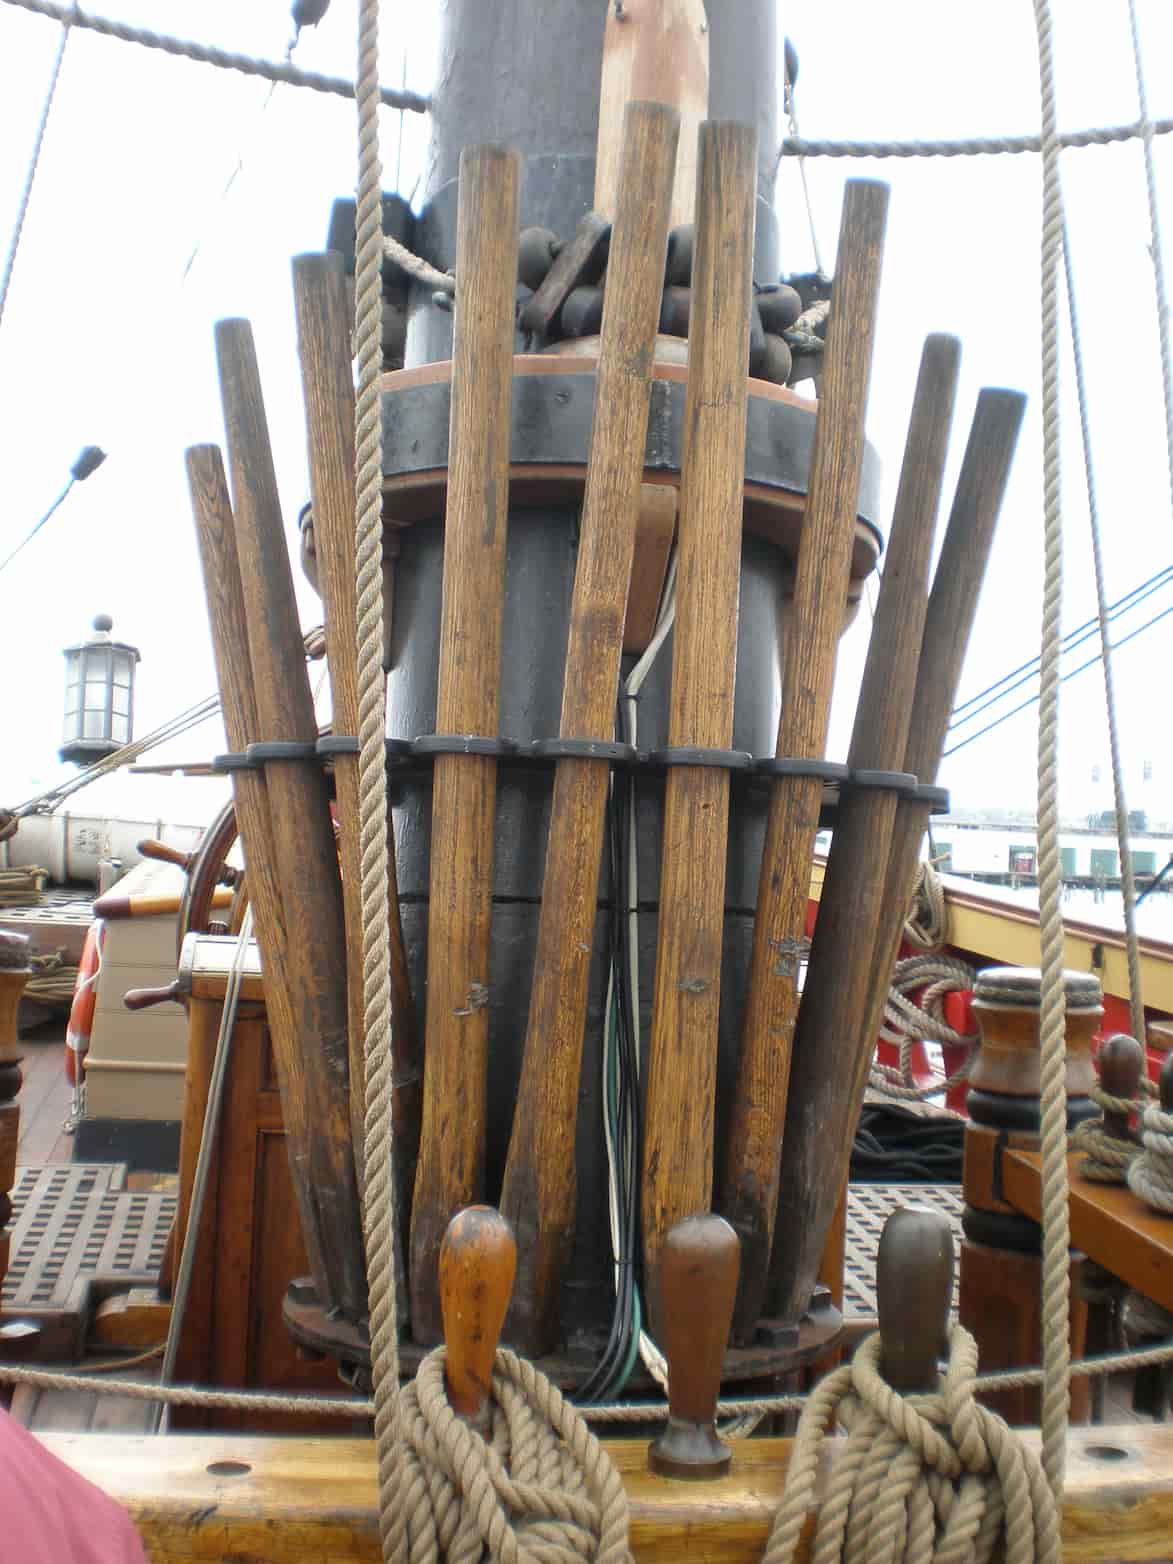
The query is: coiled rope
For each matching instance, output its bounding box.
[386,1349,630,1564]
[1126,1103,1173,1213]
[762,1327,1059,1564]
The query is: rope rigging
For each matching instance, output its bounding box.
[0,0,430,113]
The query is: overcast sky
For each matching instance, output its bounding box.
[0,0,1169,831]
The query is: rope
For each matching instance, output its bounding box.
[1127,0,1173,529]
[902,862,949,951]
[775,118,1173,163]
[386,1348,631,1564]
[1060,223,1145,1043]
[155,904,253,1433]
[353,1,402,1559]
[0,5,70,333]
[385,234,454,294]
[0,0,430,113]
[1070,1117,1135,1184]
[1031,0,1071,1503]
[871,955,979,1102]
[762,1327,1059,1564]
[1121,1289,1173,1345]
[1126,1103,1173,1212]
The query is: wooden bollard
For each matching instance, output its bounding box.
[648,1213,740,1479]
[959,966,1096,1423]
[1099,1033,1145,1142]
[499,99,680,1356]
[719,180,890,1338]
[641,120,757,1333]
[410,145,521,1343]
[439,1206,517,1428]
[0,932,31,1294]
[877,1206,954,1392]
[293,250,422,1219]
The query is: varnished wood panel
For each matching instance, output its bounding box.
[38,1427,1173,1563]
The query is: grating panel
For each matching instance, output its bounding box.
[844,1182,964,1323]
[3,1164,175,1359]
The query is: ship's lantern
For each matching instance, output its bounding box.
[60,615,140,766]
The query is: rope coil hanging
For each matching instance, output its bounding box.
[1126,1103,1173,1212]
[388,1349,631,1564]
[762,1328,1060,1564]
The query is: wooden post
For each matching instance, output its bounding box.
[201,316,369,1325]
[876,1206,954,1393]
[409,145,521,1343]
[717,181,889,1338]
[647,1214,740,1479]
[292,252,422,1226]
[0,932,30,1296]
[498,100,680,1355]
[187,444,336,1309]
[594,0,707,229]
[755,333,960,1330]
[862,391,1027,1061]
[641,121,757,1330]
[439,1207,517,1427]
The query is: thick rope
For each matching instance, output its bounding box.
[902,862,949,952]
[386,233,454,294]
[1031,0,1071,1503]
[1060,225,1145,1043]
[1070,1112,1136,1185]
[11,1329,1173,1423]
[762,1327,1060,1564]
[1126,1103,1173,1212]
[353,2,401,1560]
[775,118,1173,163]
[0,5,70,333]
[871,955,979,1102]
[0,0,430,112]
[386,1349,631,1564]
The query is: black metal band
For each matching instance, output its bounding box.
[316,735,359,757]
[910,782,950,813]
[247,741,320,765]
[529,738,638,765]
[847,768,919,796]
[211,752,252,773]
[411,734,520,759]
[755,757,850,784]
[646,746,754,772]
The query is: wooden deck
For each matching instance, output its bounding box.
[17,1025,76,1166]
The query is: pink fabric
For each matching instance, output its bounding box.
[0,1409,149,1562]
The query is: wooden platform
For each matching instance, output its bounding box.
[34,1427,1173,1562]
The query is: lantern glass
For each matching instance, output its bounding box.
[59,616,140,765]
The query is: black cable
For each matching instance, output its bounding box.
[1136,855,1173,906]
[0,445,106,580]
[944,600,1173,756]
[950,563,1173,724]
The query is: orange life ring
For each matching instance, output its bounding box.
[65,921,104,1085]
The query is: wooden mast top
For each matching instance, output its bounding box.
[594,0,708,226]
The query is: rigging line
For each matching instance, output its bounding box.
[951,562,1173,717]
[947,568,1173,730]
[1127,0,1173,528]
[781,42,825,278]
[0,476,73,577]
[943,600,1173,758]
[1062,215,1144,1041]
[0,7,71,333]
[0,0,430,113]
[775,115,1173,165]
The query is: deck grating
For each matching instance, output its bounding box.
[844,1182,964,1321]
[3,1164,175,1359]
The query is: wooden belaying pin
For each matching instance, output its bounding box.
[648,1213,740,1479]
[1098,1033,1144,1142]
[876,1205,954,1392]
[439,1206,517,1427]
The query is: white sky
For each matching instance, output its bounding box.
[0,0,1170,830]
